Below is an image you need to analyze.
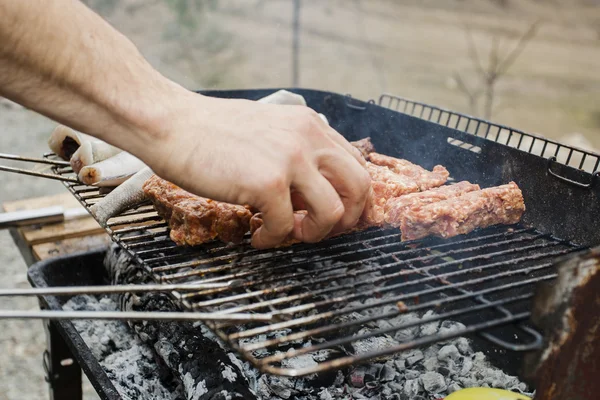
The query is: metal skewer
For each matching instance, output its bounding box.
[0,282,243,297]
[0,153,70,166]
[0,282,268,322]
[0,152,78,182]
[0,310,273,322]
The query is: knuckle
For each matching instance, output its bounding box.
[288,146,306,165]
[358,169,372,193]
[263,173,288,193]
[326,201,345,226]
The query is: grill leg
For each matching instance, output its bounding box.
[43,320,82,400]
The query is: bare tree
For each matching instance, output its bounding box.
[454,21,539,120]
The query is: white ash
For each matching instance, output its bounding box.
[63,294,183,400]
[102,243,535,400]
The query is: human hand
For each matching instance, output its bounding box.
[144,92,371,249]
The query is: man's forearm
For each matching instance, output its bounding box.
[0,0,187,158]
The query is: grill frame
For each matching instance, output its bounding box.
[50,88,599,377]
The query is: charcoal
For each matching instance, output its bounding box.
[388,381,404,392]
[404,369,420,380]
[437,344,460,362]
[420,371,447,394]
[419,311,440,336]
[438,321,466,336]
[457,376,478,387]
[379,363,397,382]
[350,329,400,360]
[437,366,452,380]
[104,244,256,400]
[459,357,473,376]
[454,337,472,355]
[422,357,438,371]
[366,364,382,379]
[381,385,393,397]
[403,379,421,398]
[447,382,462,393]
[64,295,184,400]
[473,351,486,364]
[393,359,406,372]
[403,349,424,366]
[349,366,367,388]
[318,388,334,400]
[390,313,421,341]
[101,243,536,400]
[265,376,294,399]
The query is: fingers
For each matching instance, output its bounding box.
[292,170,345,243]
[325,126,367,166]
[318,151,372,235]
[251,189,295,249]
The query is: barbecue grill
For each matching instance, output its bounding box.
[4,88,599,398]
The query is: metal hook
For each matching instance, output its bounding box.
[547,156,599,189]
[345,94,375,111]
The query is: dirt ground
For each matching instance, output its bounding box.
[1,1,599,399]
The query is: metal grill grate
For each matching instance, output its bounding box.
[50,160,585,376]
[378,93,600,175]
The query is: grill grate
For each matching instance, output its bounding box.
[378,93,600,174]
[50,165,585,376]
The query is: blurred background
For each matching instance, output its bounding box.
[1,0,599,399]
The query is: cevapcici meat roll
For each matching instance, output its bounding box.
[350,137,376,159]
[399,182,525,241]
[384,181,480,227]
[368,152,450,191]
[143,175,253,246]
[249,162,421,244]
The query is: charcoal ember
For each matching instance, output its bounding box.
[437,344,460,362]
[419,310,440,336]
[483,369,522,389]
[457,376,478,388]
[453,337,472,355]
[404,369,420,380]
[388,381,404,392]
[438,321,466,337]
[473,351,486,364]
[402,349,424,366]
[390,313,421,341]
[381,385,393,397]
[349,366,367,388]
[318,388,334,400]
[447,382,462,393]
[263,376,294,399]
[423,357,439,371]
[350,329,400,361]
[459,356,473,376]
[444,359,459,377]
[403,378,421,398]
[420,371,447,394]
[334,371,345,387]
[394,359,406,372]
[380,362,397,382]
[364,364,383,386]
[104,244,256,400]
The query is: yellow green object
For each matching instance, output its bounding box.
[444,387,531,400]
